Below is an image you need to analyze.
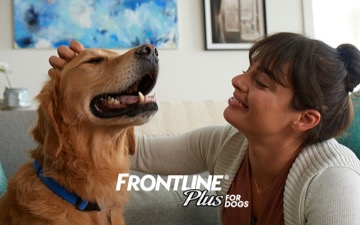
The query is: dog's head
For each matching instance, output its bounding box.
[33,45,159,158]
[61,44,159,125]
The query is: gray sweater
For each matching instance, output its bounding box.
[132,125,360,225]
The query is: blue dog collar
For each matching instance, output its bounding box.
[34,160,100,211]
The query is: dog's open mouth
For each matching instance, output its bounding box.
[90,73,158,118]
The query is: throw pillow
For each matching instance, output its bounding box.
[0,162,7,196]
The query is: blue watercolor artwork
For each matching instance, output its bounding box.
[13,0,178,49]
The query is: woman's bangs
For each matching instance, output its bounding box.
[249,37,298,87]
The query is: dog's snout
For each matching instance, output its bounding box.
[135,44,159,62]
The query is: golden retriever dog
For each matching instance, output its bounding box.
[0,44,159,225]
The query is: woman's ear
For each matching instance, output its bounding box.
[293,109,321,132]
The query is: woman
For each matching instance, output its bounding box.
[49,32,360,225]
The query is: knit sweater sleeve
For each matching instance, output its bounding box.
[304,167,360,225]
[130,125,235,175]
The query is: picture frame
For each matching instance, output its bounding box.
[204,0,266,50]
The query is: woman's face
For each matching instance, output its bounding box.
[223,62,300,141]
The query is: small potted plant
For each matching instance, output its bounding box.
[0,62,31,109]
[0,62,12,88]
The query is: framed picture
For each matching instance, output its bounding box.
[204,0,266,50]
[13,0,178,49]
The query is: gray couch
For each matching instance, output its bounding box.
[2,99,358,225]
[0,101,228,225]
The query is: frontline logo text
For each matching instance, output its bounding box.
[116,173,224,191]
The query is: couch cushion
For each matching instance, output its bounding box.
[124,171,220,225]
[135,100,228,136]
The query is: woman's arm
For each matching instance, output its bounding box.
[305,167,360,224]
[131,125,235,175]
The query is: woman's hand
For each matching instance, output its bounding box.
[48,40,85,76]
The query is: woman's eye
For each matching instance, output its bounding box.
[255,77,268,89]
[86,57,104,64]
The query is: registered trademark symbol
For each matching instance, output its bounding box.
[224,175,229,180]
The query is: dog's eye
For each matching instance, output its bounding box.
[86,57,104,64]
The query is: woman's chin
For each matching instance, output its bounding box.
[223,106,238,126]
[223,106,249,133]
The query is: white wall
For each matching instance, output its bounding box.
[312,0,360,48]
[0,0,305,107]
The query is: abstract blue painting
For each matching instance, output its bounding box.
[13,0,178,49]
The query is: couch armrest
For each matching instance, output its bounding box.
[0,110,36,178]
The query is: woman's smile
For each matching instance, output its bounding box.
[228,92,248,110]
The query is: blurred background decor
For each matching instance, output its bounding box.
[13,0,178,49]
[0,62,31,110]
[204,0,266,50]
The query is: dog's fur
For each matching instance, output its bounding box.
[0,45,158,225]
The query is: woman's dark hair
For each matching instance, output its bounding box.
[249,32,360,145]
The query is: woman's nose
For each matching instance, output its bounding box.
[232,74,249,92]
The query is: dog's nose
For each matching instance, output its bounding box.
[135,44,159,62]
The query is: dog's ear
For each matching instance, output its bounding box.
[32,73,62,158]
[126,127,136,155]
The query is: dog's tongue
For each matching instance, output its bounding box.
[103,95,138,109]
[101,92,156,109]
[117,95,139,104]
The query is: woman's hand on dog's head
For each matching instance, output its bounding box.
[48,40,85,77]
